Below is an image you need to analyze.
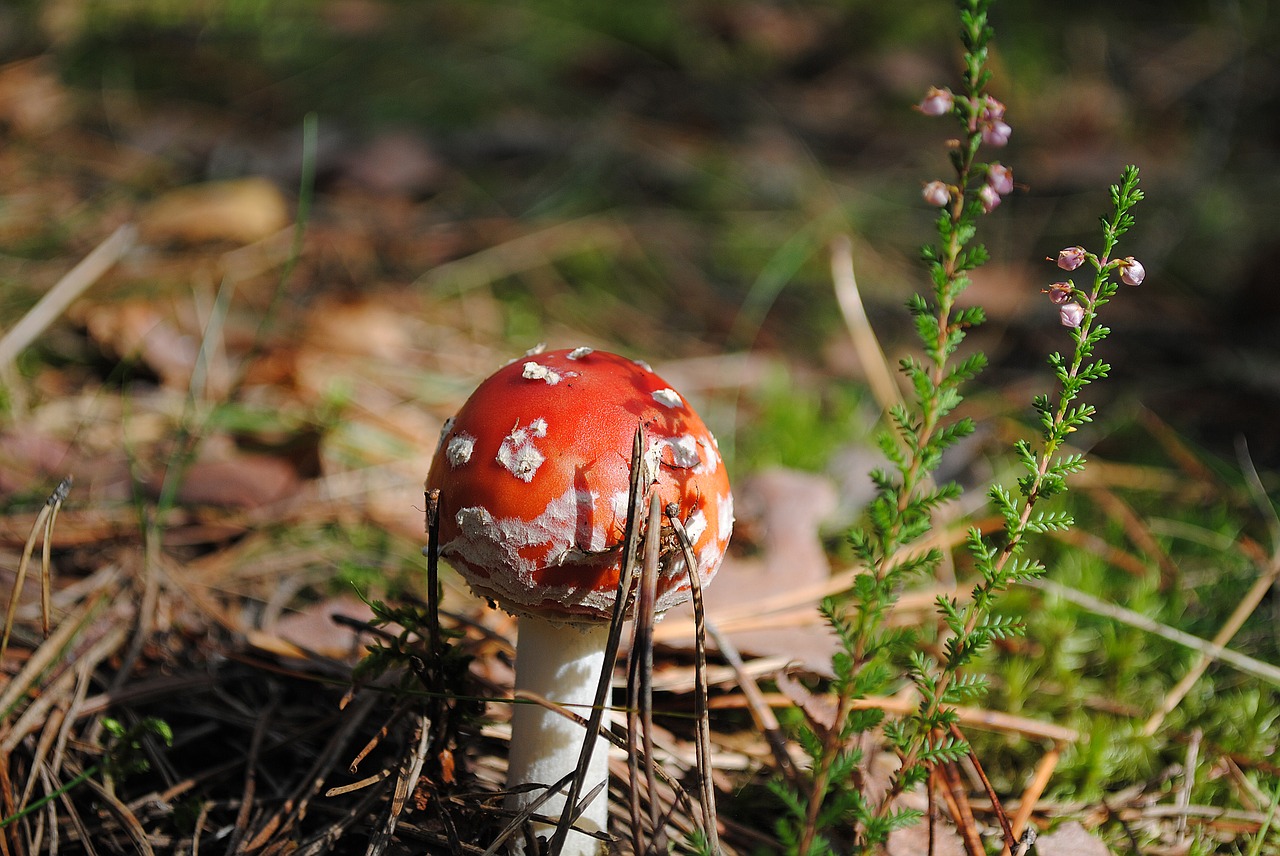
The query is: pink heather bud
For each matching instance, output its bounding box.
[982,119,1012,147]
[979,183,1001,213]
[982,96,1006,122]
[1059,302,1085,328]
[922,180,951,207]
[1044,282,1074,304]
[987,163,1014,196]
[1055,246,1087,271]
[1118,256,1146,285]
[919,86,954,116]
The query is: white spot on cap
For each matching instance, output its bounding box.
[718,491,734,541]
[664,434,701,469]
[567,347,593,360]
[446,433,476,467]
[684,507,708,545]
[498,419,548,482]
[699,437,720,474]
[523,362,563,385]
[634,359,653,373]
[652,388,682,408]
[611,490,630,524]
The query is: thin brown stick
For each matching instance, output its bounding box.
[627,492,663,854]
[831,235,903,417]
[424,488,443,660]
[40,476,71,637]
[935,762,983,856]
[950,723,1013,850]
[81,774,156,856]
[366,712,432,855]
[0,224,135,370]
[0,590,109,720]
[666,503,722,853]
[225,693,276,854]
[324,769,393,797]
[707,691,1078,744]
[1010,743,1061,840]
[1,496,52,660]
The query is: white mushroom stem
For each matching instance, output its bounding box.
[506,615,611,855]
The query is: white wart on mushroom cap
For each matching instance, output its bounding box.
[427,348,733,622]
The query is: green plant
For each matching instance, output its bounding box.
[0,716,172,830]
[769,1,1146,852]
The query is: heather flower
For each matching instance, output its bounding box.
[922,180,951,207]
[979,183,1001,213]
[1059,302,1085,328]
[981,96,1006,122]
[1044,282,1074,304]
[987,163,1013,196]
[1118,256,1145,285]
[919,86,954,116]
[982,119,1012,147]
[1055,246,1087,271]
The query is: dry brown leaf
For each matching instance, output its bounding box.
[77,300,199,389]
[301,296,412,360]
[268,594,388,660]
[0,57,73,135]
[0,430,71,496]
[154,451,300,509]
[0,427,132,504]
[141,177,289,245]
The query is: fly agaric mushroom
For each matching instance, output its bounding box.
[426,347,733,854]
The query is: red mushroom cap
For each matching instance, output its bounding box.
[427,348,733,623]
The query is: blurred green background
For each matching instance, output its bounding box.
[4,0,1278,467]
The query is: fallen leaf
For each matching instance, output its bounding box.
[269,595,389,660]
[141,177,289,245]
[301,296,412,360]
[0,57,72,135]
[77,300,199,389]
[152,450,300,509]
[0,430,70,496]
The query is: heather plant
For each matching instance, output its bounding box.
[769,1,1145,852]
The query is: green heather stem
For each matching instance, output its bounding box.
[879,165,1142,830]
[797,5,997,852]
[777,4,1144,852]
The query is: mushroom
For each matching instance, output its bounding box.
[426,348,733,854]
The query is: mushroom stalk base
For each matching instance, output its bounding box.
[505,615,611,855]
